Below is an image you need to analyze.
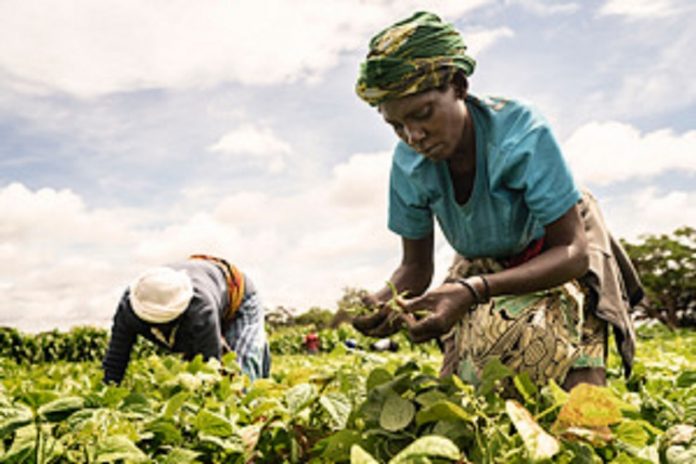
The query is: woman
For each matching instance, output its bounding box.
[352,12,643,390]
[103,255,271,384]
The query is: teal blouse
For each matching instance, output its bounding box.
[388,95,580,259]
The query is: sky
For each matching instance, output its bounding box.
[0,0,695,332]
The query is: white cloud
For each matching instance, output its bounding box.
[563,121,696,185]
[3,134,694,332]
[209,124,292,173]
[601,188,696,241]
[0,183,146,331]
[598,0,679,19]
[511,0,580,15]
[0,183,141,244]
[328,152,391,210]
[0,151,401,332]
[0,0,495,99]
[464,27,515,57]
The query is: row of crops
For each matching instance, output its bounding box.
[0,324,694,463]
[0,324,375,364]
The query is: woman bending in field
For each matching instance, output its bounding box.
[103,255,270,384]
[352,12,643,390]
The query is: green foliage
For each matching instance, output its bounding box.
[293,307,335,330]
[622,226,696,327]
[0,324,692,463]
[0,326,164,364]
[268,324,379,355]
[336,287,371,315]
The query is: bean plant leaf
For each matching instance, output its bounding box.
[513,372,538,404]
[160,447,202,464]
[478,357,514,396]
[285,383,315,415]
[614,419,649,448]
[660,424,696,464]
[0,404,33,438]
[95,435,148,463]
[415,400,475,426]
[163,391,189,418]
[676,370,696,388]
[546,378,569,406]
[239,424,262,456]
[3,424,37,462]
[366,368,393,391]
[198,433,245,453]
[552,383,624,432]
[318,429,361,462]
[351,444,380,464]
[380,391,415,432]
[38,396,84,422]
[505,400,560,461]
[414,389,447,407]
[194,409,234,437]
[388,435,460,463]
[144,417,183,445]
[319,392,352,430]
[18,389,58,409]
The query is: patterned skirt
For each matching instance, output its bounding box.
[440,256,607,386]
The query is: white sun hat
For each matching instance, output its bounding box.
[128,267,194,323]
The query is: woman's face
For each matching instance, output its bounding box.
[378,85,468,161]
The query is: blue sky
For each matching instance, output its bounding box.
[0,0,694,332]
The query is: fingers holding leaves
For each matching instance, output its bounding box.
[402,313,450,343]
[401,283,475,343]
[352,303,389,334]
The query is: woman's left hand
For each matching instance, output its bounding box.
[399,282,477,343]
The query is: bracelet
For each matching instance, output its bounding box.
[457,278,483,305]
[479,275,491,303]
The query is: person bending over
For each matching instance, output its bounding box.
[352,12,643,391]
[103,255,270,384]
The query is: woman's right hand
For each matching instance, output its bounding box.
[351,294,403,337]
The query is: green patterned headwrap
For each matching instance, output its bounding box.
[356,11,476,106]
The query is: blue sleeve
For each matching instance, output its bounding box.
[387,156,433,239]
[500,112,580,226]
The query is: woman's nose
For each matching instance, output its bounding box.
[404,125,425,145]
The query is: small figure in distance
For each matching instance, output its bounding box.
[304,328,320,354]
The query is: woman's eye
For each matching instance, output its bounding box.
[414,106,431,119]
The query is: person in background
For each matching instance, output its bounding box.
[352,12,643,391]
[103,255,270,384]
[304,329,320,354]
[370,338,399,353]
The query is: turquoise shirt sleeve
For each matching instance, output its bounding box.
[498,107,580,226]
[387,144,434,239]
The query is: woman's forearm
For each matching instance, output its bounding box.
[467,204,589,300]
[484,242,589,297]
[374,261,433,302]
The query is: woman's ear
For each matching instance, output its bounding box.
[452,73,469,100]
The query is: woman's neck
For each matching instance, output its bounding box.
[449,111,476,173]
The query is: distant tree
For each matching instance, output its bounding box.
[265,305,296,328]
[332,287,370,328]
[622,226,696,328]
[294,306,334,329]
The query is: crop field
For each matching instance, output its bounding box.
[0,324,694,463]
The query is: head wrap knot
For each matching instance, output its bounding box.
[356,11,476,106]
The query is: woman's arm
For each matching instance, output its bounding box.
[469,203,589,299]
[102,295,138,384]
[376,232,435,302]
[403,203,589,342]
